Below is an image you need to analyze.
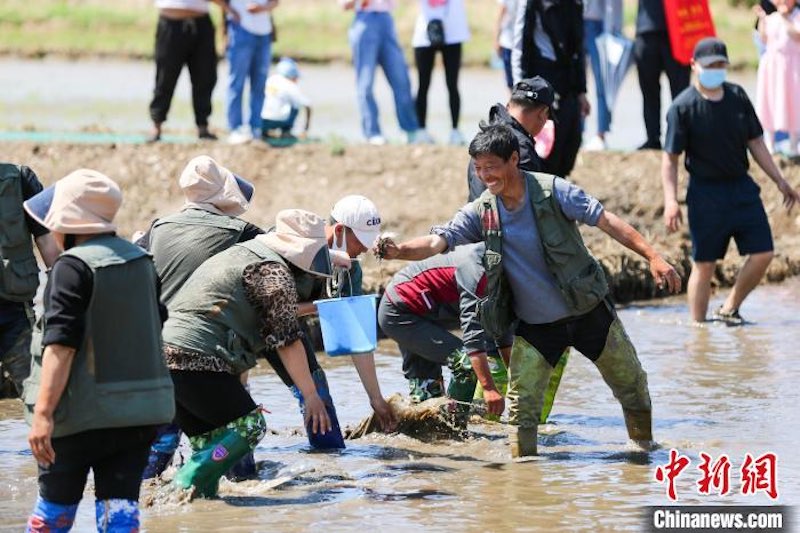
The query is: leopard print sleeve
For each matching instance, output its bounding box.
[242,261,303,351]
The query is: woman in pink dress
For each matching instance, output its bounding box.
[756,0,800,155]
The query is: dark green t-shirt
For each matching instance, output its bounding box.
[665,82,763,183]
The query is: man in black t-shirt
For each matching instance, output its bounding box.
[0,164,59,398]
[662,38,800,324]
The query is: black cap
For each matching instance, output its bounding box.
[511,76,555,107]
[510,76,558,124]
[693,37,729,67]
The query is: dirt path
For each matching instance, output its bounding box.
[7,141,800,302]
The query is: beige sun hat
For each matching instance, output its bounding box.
[23,169,122,235]
[257,209,333,278]
[179,155,255,217]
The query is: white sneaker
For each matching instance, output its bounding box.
[368,135,387,146]
[584,135,607,151]
[408,129,435,145]
[448,129,465,146]
[227,128,253,145]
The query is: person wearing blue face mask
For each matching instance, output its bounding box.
[662,37,800,325]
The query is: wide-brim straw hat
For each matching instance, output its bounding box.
[180,155,254,217]
[257,209,333,278]
[24,169,121,235]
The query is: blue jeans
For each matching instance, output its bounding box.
[348,11,419,138]
[583,19,611,134]
[262,107,299,133]
[226,23,272,133]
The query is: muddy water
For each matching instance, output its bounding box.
[1,279,798,532]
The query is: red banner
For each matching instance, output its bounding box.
[663,0,717,65]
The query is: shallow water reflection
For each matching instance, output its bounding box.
[1,279,797,531]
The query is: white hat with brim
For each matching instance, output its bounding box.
[24,169,121,235]
[180,155,254,217]
[257,209,333,278]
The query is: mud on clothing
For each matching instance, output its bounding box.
[665,83,773,261]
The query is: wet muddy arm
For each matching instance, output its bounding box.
[277,339,332,434]
[596,211,659,262]
[350,354,382,400]
[382,235,448,261]
[276,340,317,398]
[499,345,512,367]
[470,352,497,392]
[351,354,396,430]
[596,211,681,293]
[469,352,505,416]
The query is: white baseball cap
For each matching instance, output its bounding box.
[330,195,381,249]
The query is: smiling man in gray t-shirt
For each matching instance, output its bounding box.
[379,124,681,458]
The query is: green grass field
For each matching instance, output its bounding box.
[0,0,760,68]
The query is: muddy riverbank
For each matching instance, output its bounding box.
[5,141,799,302]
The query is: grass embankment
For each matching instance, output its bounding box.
[1,0,760,68]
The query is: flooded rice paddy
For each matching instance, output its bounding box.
[0,279,797,531]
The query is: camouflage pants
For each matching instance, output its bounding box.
[508,318,650,429]
[0,304,34,398]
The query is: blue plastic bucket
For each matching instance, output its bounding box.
[314,295,378,356]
